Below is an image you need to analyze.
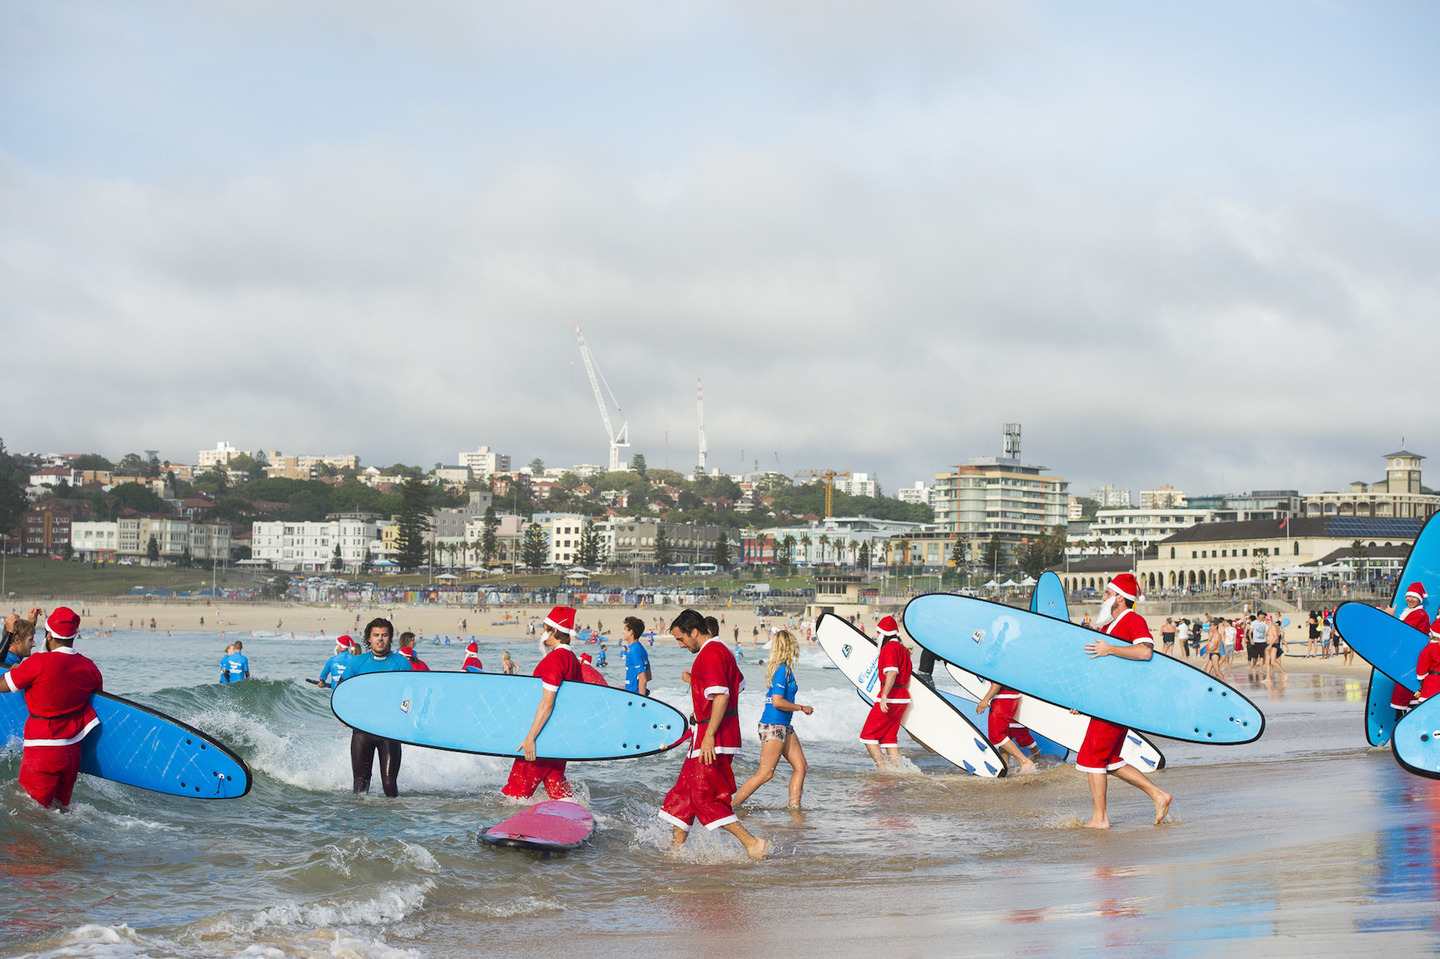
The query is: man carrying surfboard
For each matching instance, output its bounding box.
[0,607,104,810]
[1384,582,1430,724]
[1079,574,1172,828]
[659,608,768,859]
[345,618,413,797]
[859,615,912,770]
[504,605,584,801]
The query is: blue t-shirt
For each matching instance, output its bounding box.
[318,653,354,686]
[220,653,249,683]
[624,641,651,693]
[344,651,413,678]
[759,663,798,726]
[595,649,607,667]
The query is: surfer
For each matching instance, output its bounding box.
[2,608,43,667]
[622,616,651,695]
[462,641,484,673]
[504,605,582,801]
[733,628,812,809]
[1384,583,1429,723]
[974,681,1037,774]
[660,608,768,859]
[1,619,36,671]
[1079,574,1173,828]
[397,632,430,671]
[0,607,104,810]
[1416,621,1440,705]
[345,618,413,797]
[316,635,356,688]
[220,641,249,683]
[859,616,912,770]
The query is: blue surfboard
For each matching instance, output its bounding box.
[1334,603,1426,693]
[1392,695,1440,779]
[1030,571,1068,620]
[0,692,251,799]
[903,593,1264,744]
[331,672,689,761]
[1366,670,1400,748]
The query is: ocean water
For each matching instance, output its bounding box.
[0,629,1437,958]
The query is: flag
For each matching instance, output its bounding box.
[1279,517,1288,530]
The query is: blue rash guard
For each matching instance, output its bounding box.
[220,652,249,683]
[759,663,798,726]
[623,641,651,693]
[344,651,413,678]
[318,653,355,687]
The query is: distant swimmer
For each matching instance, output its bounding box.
[503,606,582,802]
[974,681,1037,774]
[344,618,413,796]
[220,641,249,683]
[1079,574,1172,828]
[733,628,812,809]
[660,609,768,859]
[1384,583,1430,725]
[397,632,430,671]
[860,616,912,770]
[501,651,518,675]
[0,608,104,810]
[595,644,608,668]
[316,635,356,688]
[622,616,651,695]
[462,641,484,673]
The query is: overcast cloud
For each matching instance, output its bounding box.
[3,1,1438,497]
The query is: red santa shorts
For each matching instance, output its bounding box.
[1076,718,1129,773]
[986,697,1036,748]
[658,754,737,831]
[1391,681,1416,711]
[19,743,83,808]
[859,701,906,747]
[501,757,572,800]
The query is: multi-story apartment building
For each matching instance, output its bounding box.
[19,504,73,556]
[71,520,119,561]
[251,518,378,571]
[115,514,231,562]
[197,442,243,468]
[458,445,511,476]
[931,454,1068,567]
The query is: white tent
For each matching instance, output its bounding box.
[1019,575,1038,586]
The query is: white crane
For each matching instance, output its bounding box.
[574,324,630,472]
[696,378,708,475]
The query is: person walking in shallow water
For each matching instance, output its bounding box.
[1077,574,1172,828]
[733,629,813,809]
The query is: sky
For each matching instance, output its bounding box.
[3,0,1438,499]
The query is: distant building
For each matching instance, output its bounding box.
[611,521,740,567]
[252,518,378,572]
[1092,484,1132,508]
[1075,507,1211,555]
[1138,485,1186,509]
[833,472,878,498]
[931,449,1068,567]
[458,446,511,476]
[1302,450,1440,520]
[1186,490,1301,522]
[19,503,73,557]
[116,514,231,562]
[197,442,243,468]
[72,520,118,561]
[897,482,931,506]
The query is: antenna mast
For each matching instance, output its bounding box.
[697,378,707,475]
[574,324,630,472]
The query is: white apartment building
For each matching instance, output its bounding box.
[1071,507,1211,555]
[833,472,879,498]
[533,512,591,566]
[897,482,932,506]
[72,521,119,560]
[459,445,511,475]
[197,442,243,468]
[1092,483,1132,508]
[252,518,380,571]
[1138,486,1187,509]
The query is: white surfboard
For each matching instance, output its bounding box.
[816,614,1006,777]
[944,663,1166,773]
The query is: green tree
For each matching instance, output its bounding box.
[713,532,731,570]
[631,453,647,478]
[229,453,265,481]
[858,540,872,570]
[777,534,795,567]
[982,533,1005,577]
[522,522,548,569]
[577,520,602,568]
[950,537,967,570]
[180,545,193,567]
[653,526,673,567]
[146,534,160,563]
[361,548,374,574]
[528,458,545,474]
[481,506,499,566]
[331,542,344,572]
[0,440,28,535]
[1020,539,1048,579]
[395,476,433,570]
[72,453,115,472]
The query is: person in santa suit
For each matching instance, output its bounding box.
[659,608,768,859]
[974,681,1038,774]
[1077,573,1173,828]
[1416,620,1440,706]
[504,606,583,801]
[1384,582,1430,721]
[397,632,430,671]
[1,607,104,810]
[461,641,484,673]
[859,615,912,770]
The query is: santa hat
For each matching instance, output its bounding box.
[466,641,479,653]
[544,606,577,635]
[336,635,354,649]
[1407,583,1427,602]
[580,652,593,664]
[1108,573,1141,602]
[877,615,900,638]
[45,607,80,641]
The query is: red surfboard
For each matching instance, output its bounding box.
[480,800,595,852]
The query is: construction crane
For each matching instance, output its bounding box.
[696,378,707,475]
[794,469,851,518]
[574,324,630,472]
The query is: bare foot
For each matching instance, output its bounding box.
[747,838,770,860]
[1083,818,1110,829]
[1019,760,1037,774]
[1153,793,1173,825]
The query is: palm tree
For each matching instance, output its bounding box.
[818,534,831,565]
[800,534,813,566]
